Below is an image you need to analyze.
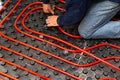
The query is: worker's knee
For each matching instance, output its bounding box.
[78,27,92,39]
[79,32,91,39]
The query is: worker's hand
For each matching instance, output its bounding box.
[43,4,55,14]
[46,15,59,27]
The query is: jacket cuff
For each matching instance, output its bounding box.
[57,15,63,26]
[109,0,120,3]
[43,1,50,4]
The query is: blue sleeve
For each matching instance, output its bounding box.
[57,0,88,26]
[110,0,120,3]
[43,0,50,4]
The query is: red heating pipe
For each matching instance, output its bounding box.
[55,5,66,11]
[59,0,66,4]
[0,71,18,80]
[108,43,120,49]
[0,58,51,80]
[112,18,120,21]
[0,0,10,13]
[98,77,116,80]
[58,26,82,38]
[0,78,4,80]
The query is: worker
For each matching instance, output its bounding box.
[43,0,89,26]
[43,0,120,39]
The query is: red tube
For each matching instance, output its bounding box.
[0,58,51,80]
[59,0,66,4]
[58,26,82,38]
[98,77,116,80]
[0,78,4,80]
[0,71,18,80]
